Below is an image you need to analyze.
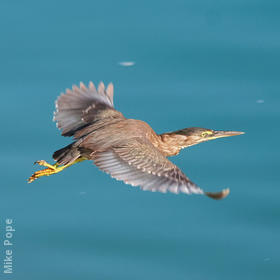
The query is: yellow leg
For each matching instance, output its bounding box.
[34,160,58,169]
[28,157,86,183]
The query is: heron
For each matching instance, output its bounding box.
[28,82,244,199]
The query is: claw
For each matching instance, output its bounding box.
[29,160,60,183]
[28,157,86,183]
[28,167,57,183]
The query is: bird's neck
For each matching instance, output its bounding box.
[154,133,188,157]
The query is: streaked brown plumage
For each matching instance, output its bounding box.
[28,81,244,200]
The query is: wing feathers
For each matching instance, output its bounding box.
[106,83,114,105]
[53,81,122,137]
[90,138,229,199]
[91,139,205,196]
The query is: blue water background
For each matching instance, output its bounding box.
[0,1,280,279]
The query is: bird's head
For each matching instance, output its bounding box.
[174,127,244,147]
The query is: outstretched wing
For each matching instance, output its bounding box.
[53,82,124,137]
[90,138,229,199]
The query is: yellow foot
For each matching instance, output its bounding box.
[28,160,64,183]
[28,157,86,183]
[28,168,56,183]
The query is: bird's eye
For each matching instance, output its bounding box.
[201,131,213,138]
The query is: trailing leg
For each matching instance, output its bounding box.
[28,158,86,183]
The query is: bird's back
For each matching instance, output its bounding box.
[79,119,159,153]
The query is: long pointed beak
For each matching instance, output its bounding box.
[213,130,245,139]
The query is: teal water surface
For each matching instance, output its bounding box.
[0,1,280,279]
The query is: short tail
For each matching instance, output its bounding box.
[53,143,80,165]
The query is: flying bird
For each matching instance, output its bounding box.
[28,82,244,199]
